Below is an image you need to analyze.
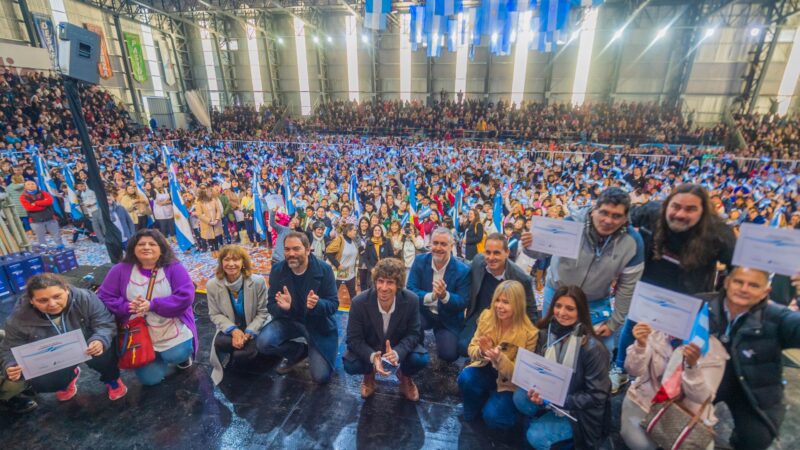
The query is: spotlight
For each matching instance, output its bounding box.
[362,34,369,44]
[750,27,761,37]
[611,28,624,42]
[313,36,319,44]
[655,26,668,40]
[704,27,715,39]
[326,36,332,43]
[277,37,284,44]
[571,30,581,41]
[491,32,498,44]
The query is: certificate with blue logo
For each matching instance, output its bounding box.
[732,223,800,277]
[629,282,702,341]
[11,330,91,380]
[529,216,584,260]
[512,349,574,407]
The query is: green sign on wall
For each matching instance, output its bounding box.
[123,32,148,83]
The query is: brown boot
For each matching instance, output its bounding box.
[360,373,377,399]
[397,370,419,402]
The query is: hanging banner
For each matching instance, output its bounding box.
[158,40,177,86]
[32,13,58,69]
[84,23,113,79]
[123,32,148,82]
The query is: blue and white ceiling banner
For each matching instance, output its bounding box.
[402,0,603,57]
[365,0,392,30]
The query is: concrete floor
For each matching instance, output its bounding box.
[1,293,797,450]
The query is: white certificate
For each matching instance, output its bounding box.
[11,330,91,380]
[529,216,584,260]
[265,194,285,211]
[628,282,702,341]
[511,348,573,407]
[732,223,800,277]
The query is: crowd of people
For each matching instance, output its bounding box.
[311,98,731,144]
[0,70,799,449]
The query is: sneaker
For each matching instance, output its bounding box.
[610,366,629,395]
[0,395,38,414]
[177,357,193,370]
[56,367,80,401]
[106,378,128,401]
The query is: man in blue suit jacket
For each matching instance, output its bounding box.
[256,232,339,384]
[407,227,471,362]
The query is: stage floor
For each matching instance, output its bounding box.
[1,234,798,449]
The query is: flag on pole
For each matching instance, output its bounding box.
[133,158,154,227]
[33,152,63,217]
[453,185,464,231]
[365,0,391,30]
[769,206,785,228]
[62,166,84,221]
[493,192,503,232]
[166,162,196,251]
[283,171,295,215]
[349,174,363,217]
[253,169,267,240]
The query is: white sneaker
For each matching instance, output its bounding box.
[177,357,193,370]
[610,366,629,394]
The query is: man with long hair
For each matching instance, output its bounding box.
[631,183,736,294]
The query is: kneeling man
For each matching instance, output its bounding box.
[344,257,429,401]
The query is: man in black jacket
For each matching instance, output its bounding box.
[458,233,535,356]
[699,266,800,449]
[344,258,428,401]
[256,232,339,384]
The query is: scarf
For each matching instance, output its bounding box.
[544,320,582,372]
[371,236,383,260]
[223,274,244,297]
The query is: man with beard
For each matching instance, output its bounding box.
[256,232,339,384]
[630,183,736,295]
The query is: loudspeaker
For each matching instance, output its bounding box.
[57,22,100,85]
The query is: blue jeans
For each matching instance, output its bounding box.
[616,318,636,369]
[420,313,460,362]
[457,365,517,429]
[513,389,574,450]
[135,339,193,386]
[256,319,333,384]
[342,350,429,377]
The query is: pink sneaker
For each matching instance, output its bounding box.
[56,367,80,402]
[106,378,128,401]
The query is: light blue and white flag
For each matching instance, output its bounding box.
[62,166,84,221]
[167,163,196,251]
[253,169,267,240]
[684,303,710,355]
[350,173,363,217]
[33,152,63,217]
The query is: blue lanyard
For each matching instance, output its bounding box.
[46,313,68,335]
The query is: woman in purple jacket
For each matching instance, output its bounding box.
[98,229,197,385]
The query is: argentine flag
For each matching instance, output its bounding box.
[283,171,295,215]
[493,192,503,232]
[684,303,710,355]
[349,173,363,217]
[62,166,84,221]
[33,153,63,217]
[253,169,267,240]
[166,160,196,251]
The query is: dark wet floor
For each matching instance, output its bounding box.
[1,293,798,449]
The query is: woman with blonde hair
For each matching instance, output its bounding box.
[195,184,224,257]
[118,184,152,232]
[457,280,538,429]
[206,245,270,384]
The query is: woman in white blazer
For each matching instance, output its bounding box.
[206,245,270,384]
